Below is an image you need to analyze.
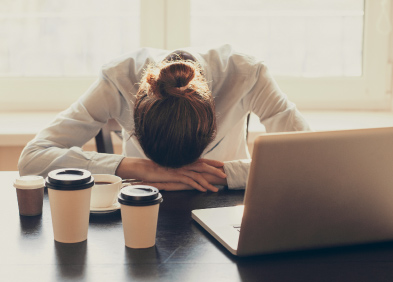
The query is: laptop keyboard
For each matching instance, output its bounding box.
[233,224,241,232]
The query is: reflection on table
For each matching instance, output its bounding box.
[2,171,393,282]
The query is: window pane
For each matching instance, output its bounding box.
[1,0,140,76]
[190,0,364,77]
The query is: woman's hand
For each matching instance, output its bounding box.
[115,158,227,192]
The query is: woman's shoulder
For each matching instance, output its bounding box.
[94,48,169,101]
[101,48,168,79]
[195,44,264,75]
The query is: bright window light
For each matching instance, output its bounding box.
[0,0,140,76]
[190,0,364,77]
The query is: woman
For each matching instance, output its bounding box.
[18,44,310,191]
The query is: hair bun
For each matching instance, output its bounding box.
[156,62,196,98]
[141,60,210,101]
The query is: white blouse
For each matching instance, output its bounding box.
[18,44,311,189]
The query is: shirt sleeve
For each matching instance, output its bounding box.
[243,62,311,132]
[18,72,127,177]
[223,61,311,190]
[223,159,251,190]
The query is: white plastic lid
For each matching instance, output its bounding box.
[14,175,45,189]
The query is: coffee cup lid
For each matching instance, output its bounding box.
[118,185,163,206]
[14,175,45,189]
[45,168,94,190]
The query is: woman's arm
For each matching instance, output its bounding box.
[18,74,124,177]
[243,62,311,132]
[116,158,227,192]
[220,61,311,190]
[19,83,226,192]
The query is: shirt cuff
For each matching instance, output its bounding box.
[223,159,251,190]
[87,152,125,175]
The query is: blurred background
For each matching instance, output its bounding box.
[1,0,393,170]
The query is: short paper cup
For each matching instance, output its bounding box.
[14,175,45,216]
[118,185,163,249]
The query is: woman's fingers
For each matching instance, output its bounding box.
[185,161,227,179]
[197,158,224,168]
[162,171,209,192]
[131,158,222,192]
[179,169,219,192]
[140,169,219,192]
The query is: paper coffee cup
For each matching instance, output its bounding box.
[91,174,122,208]
[46,168,94,243]
[118,185,163,249]
[14,175,45,216]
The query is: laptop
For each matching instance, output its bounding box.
[192,127,393,256]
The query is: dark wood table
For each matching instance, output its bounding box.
[3,171,393,281]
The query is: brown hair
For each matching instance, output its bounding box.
[134,60,217,168]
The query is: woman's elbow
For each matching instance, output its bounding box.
[18,145,44,176]
[18,149,33,176]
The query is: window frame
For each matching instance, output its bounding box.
[273,0,392,110]
[1,0,391,112]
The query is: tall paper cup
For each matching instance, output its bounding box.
[46,168,94,243]
[118,185,163,248]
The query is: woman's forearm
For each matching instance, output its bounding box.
[115,157,225,192]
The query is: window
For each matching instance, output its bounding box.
[1,0,392,112]
[189,0,392,110]
[191,0,364,77]
[2,0,140,76]
[1,0,140,111]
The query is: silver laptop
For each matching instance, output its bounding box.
[192,127,393,256]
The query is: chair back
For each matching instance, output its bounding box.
[95,119,122,154]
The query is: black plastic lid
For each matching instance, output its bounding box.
[45,168,94,191]
[118,185,163,206]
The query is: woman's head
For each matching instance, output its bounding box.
[134,59,216,168]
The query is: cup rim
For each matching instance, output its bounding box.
[118,185,163,206]
[92,174,122,185]
[46,168,94,191]
[14,175,45,189]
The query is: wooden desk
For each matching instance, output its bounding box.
[2,171,393,282]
